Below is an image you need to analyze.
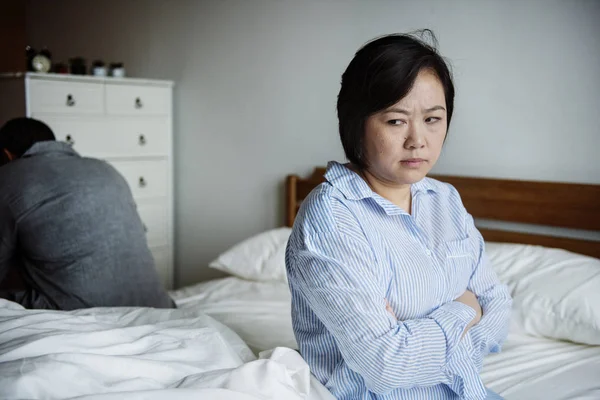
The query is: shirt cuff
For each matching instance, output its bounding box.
[428,301,476,359]
[470,322,501,355]
[463,329,484,372]
[445,340,487,400]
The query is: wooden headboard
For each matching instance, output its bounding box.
[285,167,600,259]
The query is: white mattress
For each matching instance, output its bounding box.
[172,277,600,400]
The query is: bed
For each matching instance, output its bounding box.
[172,276,600,400]
[1,169,599,399]
[172,168,600,400]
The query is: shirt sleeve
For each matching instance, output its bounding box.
[444,335,488,399]
[0,238,12,284]
[287,229,476,395]
[464,213,513,371]
[0,205,16,284]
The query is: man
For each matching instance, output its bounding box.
[0,117,174,310]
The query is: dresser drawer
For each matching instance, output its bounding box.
[137,201,168,248]
[29,80,104,115]
[41,117,169,159]
[151,247,173,290]
[106,119,169,157]
[37,116,106,156]
[105,84,170,116]
[110,160,168,199]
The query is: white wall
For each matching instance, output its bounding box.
[26,0,600,286]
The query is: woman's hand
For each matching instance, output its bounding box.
[455,290,482,337]
[386,291,481,336]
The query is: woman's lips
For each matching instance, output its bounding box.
[400,158,426,168]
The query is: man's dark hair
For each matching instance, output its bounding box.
[0,117,56,158]
[337,30,455,169]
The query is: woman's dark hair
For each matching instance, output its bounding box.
[0,117,56,158]
[337,30,455,169]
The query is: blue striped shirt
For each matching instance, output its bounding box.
[285,161,512,400]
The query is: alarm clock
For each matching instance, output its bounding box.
[26,46,52,73]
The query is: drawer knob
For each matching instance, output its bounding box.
[135,97,143,109]
[138,134,146,146]
[66,94,76,107]
[65,135,75,146]
[139,177,147,188]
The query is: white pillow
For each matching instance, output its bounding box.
[209,227,292,282]
[486,242,600,345]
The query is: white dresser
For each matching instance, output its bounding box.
[0,73,175,289]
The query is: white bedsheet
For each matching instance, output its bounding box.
[0,299,334,400]
[174,277,295,353]
[172,276,600,400]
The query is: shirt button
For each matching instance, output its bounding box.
[425,249,432,257]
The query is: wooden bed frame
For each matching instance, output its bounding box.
[285,167,600,259]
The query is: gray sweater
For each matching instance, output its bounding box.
[0,141,174,310]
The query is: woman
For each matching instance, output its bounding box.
[285,32,512,400]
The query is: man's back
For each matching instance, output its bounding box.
[0,141,173,310]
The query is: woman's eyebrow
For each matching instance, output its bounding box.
[384,105,446,115]
[424,105,446,113]
[384,107,410,115]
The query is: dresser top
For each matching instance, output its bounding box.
[0,72,174,87]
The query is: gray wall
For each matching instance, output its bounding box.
[26,0,600,287]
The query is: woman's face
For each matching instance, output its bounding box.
[363,69,448,186]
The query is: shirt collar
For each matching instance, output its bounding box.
[411,174,438,194]
[324,161,437,215]
[22,141,79,158]
[324,161,373,201]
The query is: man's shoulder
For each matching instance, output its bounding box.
[1,154,128,204]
